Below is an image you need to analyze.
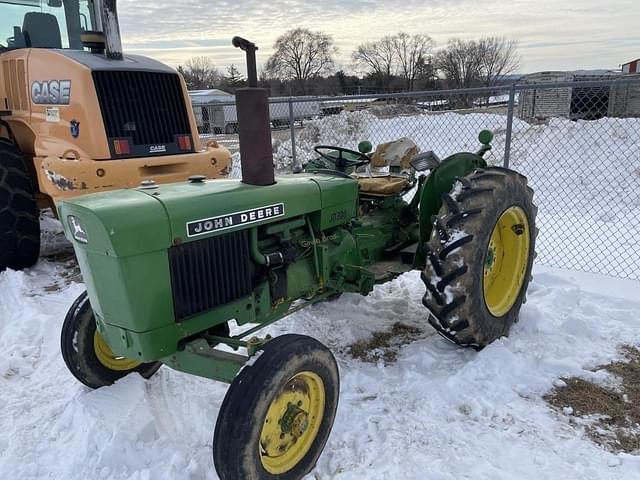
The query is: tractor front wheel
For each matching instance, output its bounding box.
[60,291,161,388]
[213,334,339,480]
[421,167,537,348]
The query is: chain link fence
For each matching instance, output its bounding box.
[192,77,640,280]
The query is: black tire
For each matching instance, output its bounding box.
[0,138,40,271]
[421,167,537,348]
[60,291,161,389]
[213,334,339,480]
[225,123,238,135]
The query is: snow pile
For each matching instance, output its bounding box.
[368,103,425,117]
[228,111,373,175]
[272,110,532,173]
[1,263,639,479]
[273,111,374,171]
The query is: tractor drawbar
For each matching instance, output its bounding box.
[233,36,275,186]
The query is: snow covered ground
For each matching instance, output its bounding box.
[1,111,639,479]
[1,260,639,480]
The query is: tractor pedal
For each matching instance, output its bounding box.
[400,243,419,265]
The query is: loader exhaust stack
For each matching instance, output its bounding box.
[101,0,124,60]
[232,36,275,186]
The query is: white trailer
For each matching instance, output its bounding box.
[189,91,320,134]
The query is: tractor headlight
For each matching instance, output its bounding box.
[411,151,440,171]
[67,215,89,244]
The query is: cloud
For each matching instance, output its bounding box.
[118,0,640,73]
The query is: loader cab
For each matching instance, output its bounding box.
[0,0,103,51]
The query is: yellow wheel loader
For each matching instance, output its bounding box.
[0,0,231,270]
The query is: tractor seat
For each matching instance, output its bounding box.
[355,137,418,195]
[23,12,62,49]
[357,176,411,195]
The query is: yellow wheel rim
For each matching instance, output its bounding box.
[93,331,141,371]
[259,371,325,475]
[483,206,530,317]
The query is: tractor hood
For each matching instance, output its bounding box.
[58,174,358,257]
[58,173,357,338]
[141,176,323,244]
[58,187,171,257]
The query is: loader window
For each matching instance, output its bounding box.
[0,0,102,51]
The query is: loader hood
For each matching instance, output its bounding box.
[57,50,176,73]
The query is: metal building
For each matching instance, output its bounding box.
[608,76,640,117]
[517,70,626,121]
[622,58,639,74]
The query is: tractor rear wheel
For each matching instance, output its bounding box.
[0,139,40,271]
[421,167,537,348]
[213,334,339,480]
[60,291,161,389]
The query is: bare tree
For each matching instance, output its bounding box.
[265,28,337,95]
[177,57,222,90]
[352,36,396,91]
[478,36,520,87]
[353,33,435,91]
[434,39,485,107]
[391,32,435,91]
[435,39,484,89]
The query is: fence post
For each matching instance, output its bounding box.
[503,83,517,168]
[288,98,298,172]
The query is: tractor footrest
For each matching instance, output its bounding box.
[400,243,418,265]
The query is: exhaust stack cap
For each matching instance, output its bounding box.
[232,36,259,88]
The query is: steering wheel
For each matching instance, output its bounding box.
[314,145,370,172]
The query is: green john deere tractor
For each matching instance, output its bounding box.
[59,37,537,480]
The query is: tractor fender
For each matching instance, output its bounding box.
[414,152,487,268]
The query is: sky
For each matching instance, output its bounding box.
[118,0,640,75]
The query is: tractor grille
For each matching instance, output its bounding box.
[169,230,253,322]
[92,70,191,151]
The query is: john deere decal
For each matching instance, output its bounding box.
[186,203,285,237]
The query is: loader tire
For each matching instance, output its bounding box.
[61,291,161,389]
[0,139,40,271]
[213,334,339,480]
[421,167,537,348]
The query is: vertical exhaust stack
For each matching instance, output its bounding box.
[232,36,275,186]
[101,0,123,60]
